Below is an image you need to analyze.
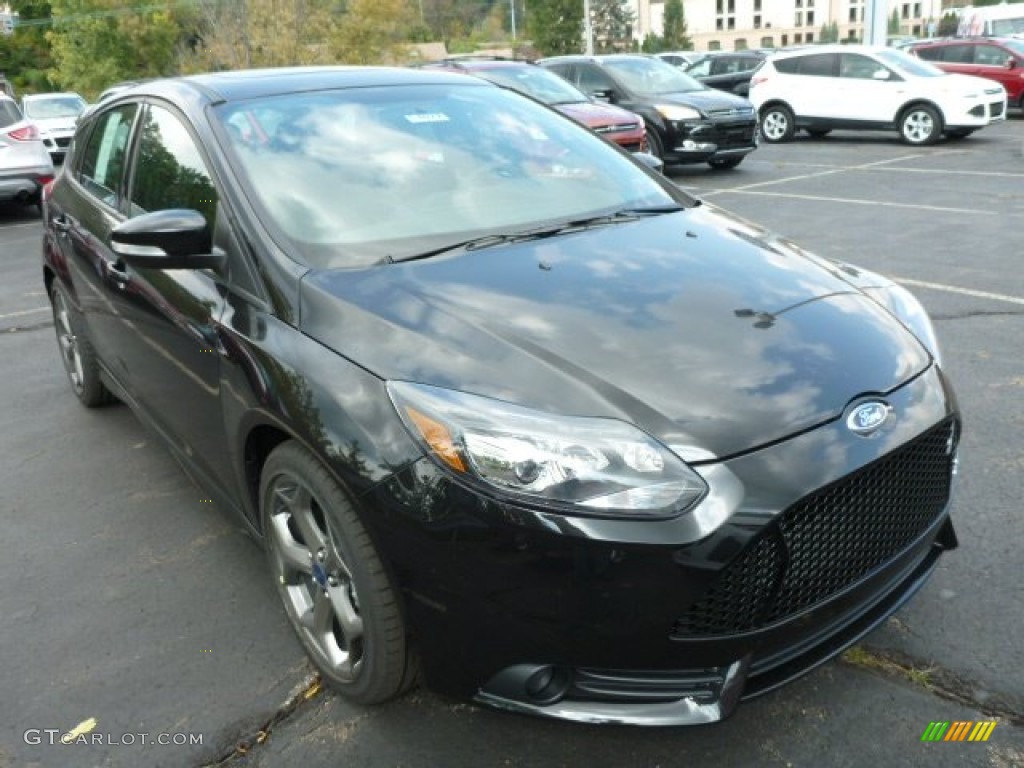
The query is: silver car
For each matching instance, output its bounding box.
[0,95,55,207]
[21,92,87,162]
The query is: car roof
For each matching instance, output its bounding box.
[770,44,890,59]
[22,92,84,100]
[426,57,536,71]
[100,66,490,111]
[913,36,1020,46]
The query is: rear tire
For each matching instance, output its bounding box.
[805,128,832,138]
[261,441,417,704]
[50,282,115,408]
[945,128,974,140]
[899,104,942,145]
[759,104,796,143]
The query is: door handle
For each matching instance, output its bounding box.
[52,215,71,234]
[107,259,131,287]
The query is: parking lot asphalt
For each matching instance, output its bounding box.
[1,116,1022,768]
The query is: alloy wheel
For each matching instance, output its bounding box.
[53,289,85,395]
[266,473,365,682]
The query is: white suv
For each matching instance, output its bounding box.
[749,44,1007,145]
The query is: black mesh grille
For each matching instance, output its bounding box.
[673,419,956,638]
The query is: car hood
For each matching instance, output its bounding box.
[555,101,643,129]
[934,72,1007,94]
[300,206,931,460]
[652,88,754,114]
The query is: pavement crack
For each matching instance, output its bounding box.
[842,645,1024,727]
[199,673,324,766]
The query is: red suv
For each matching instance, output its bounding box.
[910,38,1024,111]
[420,57,648,153]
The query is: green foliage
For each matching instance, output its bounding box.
[662,0,691,51]
[1,0,55,93]
[937,12,958,36]
[819,20,839,43]
[591,0,634,53]
[46,0,186,97]
[641,33,663,53]
[332,0,414,64]
[528,0,583,56]
[888,8,901,35]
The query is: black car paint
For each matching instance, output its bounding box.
[538,56,758,165]
[41,68,958,722]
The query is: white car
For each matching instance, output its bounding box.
[749,45,1007,145]
[0,95,55,207]
[21,92,88,162]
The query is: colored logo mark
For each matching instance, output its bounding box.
[921,721,997,742]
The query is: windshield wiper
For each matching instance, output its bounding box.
[387,205,684,265]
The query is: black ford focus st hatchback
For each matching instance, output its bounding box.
[42,67,959,725]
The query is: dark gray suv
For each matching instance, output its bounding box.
[539,54,758,170]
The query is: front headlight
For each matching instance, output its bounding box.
[655,104,702,121]
[863,282,943,366]
[388,382,708,518]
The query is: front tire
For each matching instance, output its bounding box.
[899,105,942,145]
[646,127,665,161]
[759,104,796,143]
[261,442,417,704]
[50,282,115,408]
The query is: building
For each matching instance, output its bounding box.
[627,0,945,52]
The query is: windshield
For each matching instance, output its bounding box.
[215,83,680,269]
[875,49,945,78]
[602,57,706,95]
[24,95,87,119]
[1003,38,1024,56]
[472,66,590,105]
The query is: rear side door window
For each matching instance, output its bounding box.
[940,45,974,64]
[797,53,837,77]
[77,105,138,209]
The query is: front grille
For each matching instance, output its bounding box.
[55,136,72,148]
[672,419,956,638]
[991,101,1005,118]
[715,124,757,149]
[594,122,641,134]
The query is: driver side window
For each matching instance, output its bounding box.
[129,105,218,228]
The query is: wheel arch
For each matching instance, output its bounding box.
[757,99,795,118]
[895,98,944,125]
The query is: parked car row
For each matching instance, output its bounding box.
[908,37,1024,112]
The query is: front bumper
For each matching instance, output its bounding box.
[362,365,958,724]
[663,114,758,164]
[948,89,1008,128]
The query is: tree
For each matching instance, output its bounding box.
[0,0,56,93]
[591,0,634,53]
[182,0,335,73]
[819,19,839,43]
[331,0,414,64]
[662,0,692,51]
[888,8,901,35]
[47,0,185,96]
[528,0,583,56]
[641,33,664,53]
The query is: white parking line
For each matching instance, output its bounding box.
[0,306,49,320]
[701,188,996,215]
[894,278,1024,307]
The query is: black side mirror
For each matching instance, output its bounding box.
[1005,58,1017,70]
[591,89,614,103]
[111,209,225,271]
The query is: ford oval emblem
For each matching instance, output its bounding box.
[847,401,892,436]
